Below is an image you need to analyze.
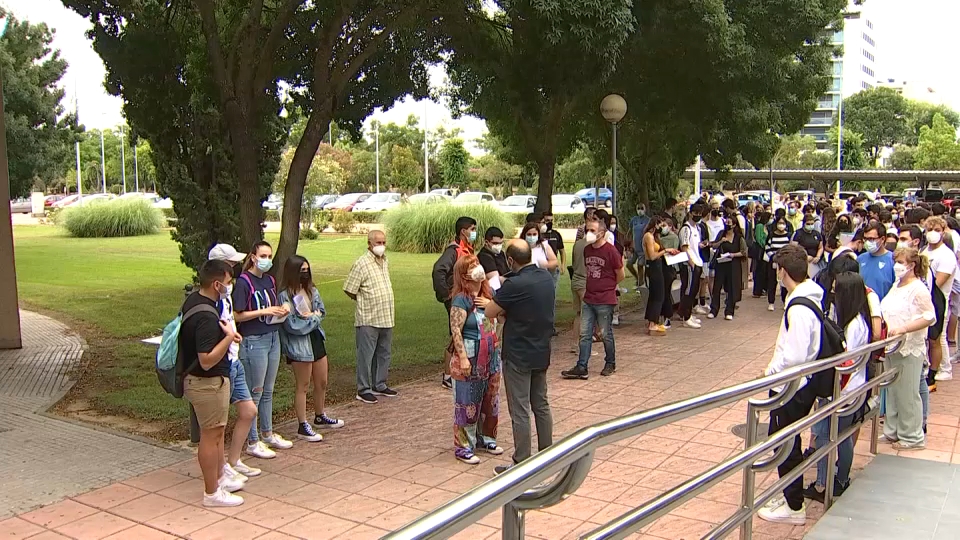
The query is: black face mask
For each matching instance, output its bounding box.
[692,214,702,222]
[300,270,311,284]
[885,241,897,252]
[545,221,553,231]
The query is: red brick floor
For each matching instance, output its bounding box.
[4,297,960,540]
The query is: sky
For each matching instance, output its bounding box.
[2,0,957,154]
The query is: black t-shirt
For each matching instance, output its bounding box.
[179,292,229,378]
[544,228,565,257]
[494,264,555,370]
[478,246,509,276]
[792,229,823,258]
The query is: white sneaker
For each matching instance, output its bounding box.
[694,305,710,315]
[683,318,702,329]
[612,315,620,326]
[222,463,247,483]
[203,487,244,508]
[725,315,734,321]
[706,313,715,319]
[758,501,806,525]
[691,317,702,324]
[246,441,277,459]
[262,433,294,449]
[232,459,261,477]
[218,474,245,493]
[768,304,775,311]
[936,371,953,381]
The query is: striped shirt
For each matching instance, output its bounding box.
[764,232,792,262]
[344,251,395,328]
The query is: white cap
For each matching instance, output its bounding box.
[208,243,246,262]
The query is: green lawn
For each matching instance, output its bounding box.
[13,226,590,438]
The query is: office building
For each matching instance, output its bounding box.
[875,78,944,105]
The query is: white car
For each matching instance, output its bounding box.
[499,195,537,213]
[63,193,117,207]
[551,194,585,214]
[354,193,403,212]
[407,193,450,205]
[453,192,496,206]
[262,194,283,211]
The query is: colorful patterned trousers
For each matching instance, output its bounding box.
[453,372,500,458]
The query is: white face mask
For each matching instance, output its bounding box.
[610,224,617,232]
[371,245,386,257]
[490,244,503,255]
[897,241,910,250]
[584,231,598,244]
[927,230,942,245]
[539,224,547,234]
[894,262,909,280]
[469,265,486,281]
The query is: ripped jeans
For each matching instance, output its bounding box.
[239,331,281,443]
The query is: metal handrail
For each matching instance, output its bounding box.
[384,335,905,540]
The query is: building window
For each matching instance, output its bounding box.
[866,20,874,30]
[861,65,875,77]
[862,81,873,90]
[862,49,875,62]
[861,32,875,47]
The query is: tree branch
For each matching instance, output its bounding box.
[252,0,303,94]
[332,2,423,95]
[193,0,236,109]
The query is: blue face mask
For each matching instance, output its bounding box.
[525,235,539,246]
[468,231,477,242]
[255,258,273,272]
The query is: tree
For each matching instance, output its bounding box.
[887,144,917,171]
[904,100,960,146]
[388,145,423,191]
[555,143,602,193]
[772,135,819,169]
[445,0,636,213]
[438,138,469,188]
[829,126,866,171]
[841,87,909,163]
[1,8,80,198]
[916,113,960,171]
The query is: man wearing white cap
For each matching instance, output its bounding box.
[208,244,266,476]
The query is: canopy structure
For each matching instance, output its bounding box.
[681,168,960,183]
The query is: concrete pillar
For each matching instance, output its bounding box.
[0,70,23,350]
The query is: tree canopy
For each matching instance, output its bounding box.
[841,87,908,163]
[1,8,79,198]
[916,113,960,171]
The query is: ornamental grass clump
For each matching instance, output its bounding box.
[62,198,165,238]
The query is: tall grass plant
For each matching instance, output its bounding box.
[62,198,165,238]
[384,203,516,253]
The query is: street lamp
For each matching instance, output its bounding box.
[600,94,627,214]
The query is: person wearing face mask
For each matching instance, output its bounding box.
[708,214,747,320]
[433,216,478,390]
[561,216,623,379]
[447,255,503,465]
[181,259,246,507]
[629,204,651,289]
[921,217,957,387]
[520,222,559,272]
[762,217,793,311]
[752,211,771,298]
[542,211,566,285]
[345,230,397,404]
[478,227,508,291]
[879,247,935,451]
[677,203,707,328]
[791,214,824,279]
[642,217,679,334]
[232,241,292,459]
[206,244,261,482]
[857,222,895,300]
[703,206,725,299]
[785,201,803,232]
[278,255,343,444]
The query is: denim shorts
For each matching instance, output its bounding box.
[229,360,252,404]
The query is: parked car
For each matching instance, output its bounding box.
[551,194,586,214]
[453,192,496,205]
[430,188,456,198]
[785,190,815,203]
[313,194,339,209]
[498,195,537,213]
[326,192,372,212]
[942,189,960,209]
[52,194,82,208]
[62,193,117,207]
[735,192,766,208]
[903,187,944,204]
[10,198,32,214]
[262,193,283,211]
[407,193,450,205]
[354,193,403,212]
[575,187,612,208]
[44,194,67,207]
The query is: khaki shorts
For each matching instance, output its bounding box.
[184,375,229,429]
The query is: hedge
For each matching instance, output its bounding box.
[383,204,516,253]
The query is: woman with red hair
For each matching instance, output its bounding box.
[449,255,503,464]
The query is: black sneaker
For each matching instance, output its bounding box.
[802,482,825,504]
[356,392,378,404]
[373,387,399,397]
[314,413,344,428]
[494,464,512,476]
[441,375,453,389]
[297,422,323,442]
[600,364,615,377]
[561,365,589,380]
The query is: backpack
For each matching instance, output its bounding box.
[156,303,219,398]
[784,296,846,398]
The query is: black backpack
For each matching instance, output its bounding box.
[784,297,846,398]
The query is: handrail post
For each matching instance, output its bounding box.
[824,370,841,509]
[503,501,524,540]
[739,402,759,540]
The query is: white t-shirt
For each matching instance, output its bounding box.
[532,244,548,268]
[923,243,957,298]
[950,229,960,294]
[705,217,725,242]
[679,222,704,267]
[218,289,239,364]
[829,289,880,397]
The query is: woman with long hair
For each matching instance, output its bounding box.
[448,255,503,464]
[232,241,292,458]
[278,255,343,443]
[752,210,771,298]
[879,247,935,451]
[642,215,679,334]
[708,213,747,320]
[520,222,558,272]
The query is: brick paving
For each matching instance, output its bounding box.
[0,311,188,520]
[3,300,960,539]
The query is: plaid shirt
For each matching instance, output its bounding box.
[344,250,395,328]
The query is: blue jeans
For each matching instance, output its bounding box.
[229,361,251,404]
[577,303,615,370]
[239,331,281,443]
[812,410,856,488]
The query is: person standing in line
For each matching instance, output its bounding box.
[757,245,823,525]
[609,214,626,326]
[182,260,246,507]
[561,217,623,379]
[344,230,398,404]
[858,222,896,300]
[792,213,824,280]
[703,204,725,305]
[629,204,650,290]
[922,217,957,387]
[478,227,508,290]
[742,203,756,291]
[708,214,747,321]
[752,210,771,298]
[278,255,344,443]
[542,210,566,285]
[232,241,292,459]
[678,203,706,328]
[206,244,261,480]
[448,255,503,464]
[786,200,803,232]
[432,216,478,390]
[879,247,935,450]
[483,240,555,475]
[643,216,679,334]
[521,222,559,273]
[763,217,793,311]
[576,207,597,240]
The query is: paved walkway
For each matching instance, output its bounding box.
[3,300,960,539]
[0,311,188,521]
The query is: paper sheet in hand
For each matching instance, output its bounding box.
[716,252,733,263]
[488,273,501,291]
[267,303,290,324]
[664,252,689,266]
[293,294,311,316]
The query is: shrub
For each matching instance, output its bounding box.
[62,198,165,238]
[384,204,516,253]
[352,211,384,224]
[314,212,329,232]
[298,227,319,240]
[265,209,281,221]
[330,210,356,233]
[508,213,582,228]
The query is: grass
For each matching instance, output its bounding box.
[61,198,165,238]
[13,225,603,439]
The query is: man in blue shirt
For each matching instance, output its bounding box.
[857,222,895,299]
[628,204,650,289]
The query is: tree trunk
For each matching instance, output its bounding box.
[275,107,332,269]
[534,159,556,214]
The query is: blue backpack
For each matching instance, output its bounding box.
[156,304,219,397]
